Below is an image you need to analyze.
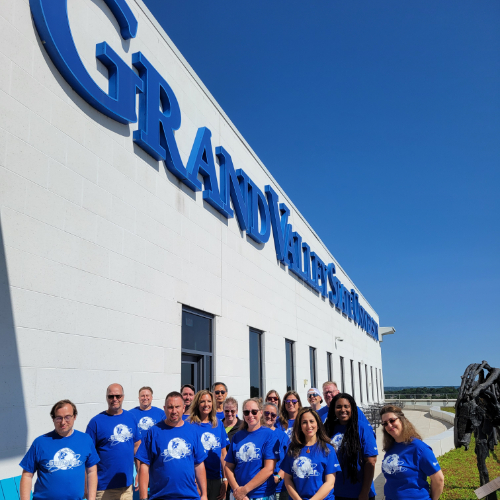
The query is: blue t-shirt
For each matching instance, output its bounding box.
[276,418,295,440]
[20,430,100,500]
[182,414,190,421]
[191,419,230,479]
[273,429,289,493]
[216,411,225,420]
[135,420,207,500]
[226,426,279,498]
[382,439,441,500]
[129,406,166,438]
[317,406,329,423]
[281,443,341,500]
[85,410,141,490]
[330,421,378,498]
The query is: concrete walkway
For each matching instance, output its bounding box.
[373,409,453,498]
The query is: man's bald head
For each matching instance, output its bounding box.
[106,383,124,395]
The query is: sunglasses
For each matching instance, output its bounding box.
[307,394,319,399]
[267,397,279,402]
[382,417,400,427]
[243,409,259,416]
[215,390,226,395]
[107,395,123,400]
[224,409,236,414]
[263,411,277,418]
[285,399,298,404]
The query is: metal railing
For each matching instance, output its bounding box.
[385,394,457,400]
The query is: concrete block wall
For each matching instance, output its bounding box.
[0,0,384,480]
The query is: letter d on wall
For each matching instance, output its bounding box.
[30,0,143,124]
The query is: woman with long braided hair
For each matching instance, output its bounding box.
[324,393,378,500]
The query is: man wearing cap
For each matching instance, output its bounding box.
[306,388,324,413]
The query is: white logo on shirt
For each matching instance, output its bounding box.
[285,428,293,439]
[108,424,134,446]
[236,442,261,462]
[331,433,343,451]
[433,462,438,466]
[382,454,407,475]
[292,457,319,478]
[201,432,221,451]
[138,417,155,431]
[161,438,192,461]
[45,448,83,472]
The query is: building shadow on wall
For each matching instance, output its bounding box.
[0,217,27,465]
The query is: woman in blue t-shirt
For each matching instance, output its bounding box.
[189,390,230,500]
[225,398,278,500]
[262,402,289,500]
[282,407,341,500]
[324,393,378,500]
[278,391,303,440]
[380,405,444,500]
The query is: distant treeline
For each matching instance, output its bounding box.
[385,386,459,396]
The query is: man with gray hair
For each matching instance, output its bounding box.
[86,384,141,500]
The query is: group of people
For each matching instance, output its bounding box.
[19,380,445,500]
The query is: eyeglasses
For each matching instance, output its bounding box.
[107,395,123,400]
[54,415,74,423]
[382,417,400,427]
[263,411,277,419]
[267,397,279,402]
[215,390,226,395]
[307,394,319,399]
[224,410,236,414]
[285,399,298,404]
[243,409,259,416]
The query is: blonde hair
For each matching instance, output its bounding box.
[380,404,422,451]
[189,390,217,428]
[239,398,263,431]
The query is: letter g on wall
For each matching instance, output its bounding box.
[30,0,143,124]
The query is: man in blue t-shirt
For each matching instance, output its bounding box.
[19,399,99,500]
[136,391,208,500]
[129,386,166,437]
[213,382,228,420]
[86,383,141,500]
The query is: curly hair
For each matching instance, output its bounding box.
[189,390,218,428]
[279,390,302,430]
[288,408,331,458]
[324,393,362,485]
[380,404,422,451]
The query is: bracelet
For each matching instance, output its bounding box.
[222,478,228,482]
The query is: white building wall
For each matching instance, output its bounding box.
[0,0,384,481]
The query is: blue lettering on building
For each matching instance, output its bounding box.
[29,0,379,340]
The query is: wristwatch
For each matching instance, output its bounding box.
[222,478,228,482]
[275,474,282,483]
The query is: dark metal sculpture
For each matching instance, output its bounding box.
[455,361,500,500]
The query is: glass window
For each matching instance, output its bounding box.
[350,360,355,399]
[358,362,363,403]
[340,356,345,393]
[181,307,213,391]
[371,366,375,401]
[327,352,332,382]
[365,365,369,402]
[285,339,295,391]
[309,347,317,388]
[375,368,379,402]
[249,329,263,398]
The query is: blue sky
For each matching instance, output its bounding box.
[142,0,500,386]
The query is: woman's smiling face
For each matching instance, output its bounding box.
[334,398,352,424]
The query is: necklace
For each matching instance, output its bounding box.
[306,447,310,453]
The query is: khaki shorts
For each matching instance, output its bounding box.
[96,485,133,500]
